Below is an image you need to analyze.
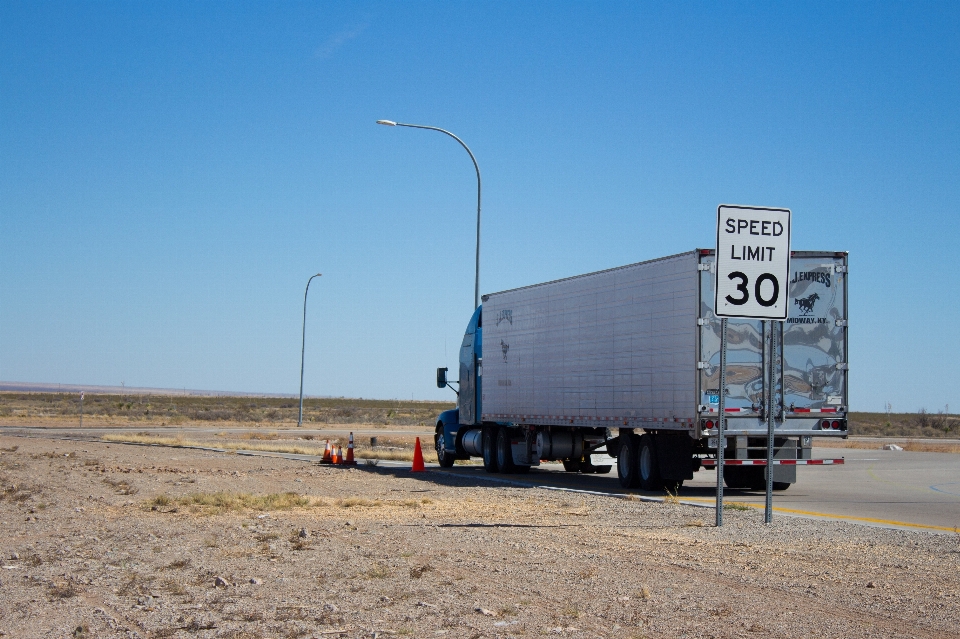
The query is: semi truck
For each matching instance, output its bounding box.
[434,249,848,491]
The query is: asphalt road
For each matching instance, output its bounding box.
[452,448,960,534]
[3,425,958,534]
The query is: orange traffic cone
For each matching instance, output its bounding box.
[332,445,342,465]
[343,432,357,466]
[320,440,333,464]
[411,437,425,472]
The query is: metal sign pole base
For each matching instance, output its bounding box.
[715,318,727,527]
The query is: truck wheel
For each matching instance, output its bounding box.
[562,459,581,472]
[638,434,662,490]
[435,427,455,468]
[747,467,766,491]
[773,481,791,491]
[482,426,500,473]
[723,466,750,489]
[496,427,518,473]
[617,434,641,488]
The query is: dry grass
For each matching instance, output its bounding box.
[101,432,438,462]
[0,391,453,427]
[239,431,280,440]
[335,497,383,508]
[364,564,392,579]
[147,491,317,513]
[817,439,960,454]
[103,433,187,447]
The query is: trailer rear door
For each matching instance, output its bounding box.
[782,252,848,411]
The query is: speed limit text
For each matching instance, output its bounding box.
[723,217,783,262]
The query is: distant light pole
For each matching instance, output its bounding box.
[376,120,482,310]
[298,273,322,427]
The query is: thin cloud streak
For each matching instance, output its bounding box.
[315,23,369,60]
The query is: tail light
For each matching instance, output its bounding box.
[702,420,715,430]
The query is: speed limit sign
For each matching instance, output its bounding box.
[715,204,791,320]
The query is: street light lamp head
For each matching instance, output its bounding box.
[376,120,397,126]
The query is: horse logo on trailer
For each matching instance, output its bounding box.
[794,293,819,316]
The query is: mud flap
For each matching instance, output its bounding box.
[654,434,695,482]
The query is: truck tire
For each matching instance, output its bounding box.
[482,426,500,473]
[722,466,750,489]
[435,427,455,468]
[562,459,581,472]
[638,434,662,490]
[747,467,766,491]
[773,481,791,491]
[496,427,518,473]
[723,466,767,490]
[617,434,641,488]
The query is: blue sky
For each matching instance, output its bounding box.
[1,1,958,411]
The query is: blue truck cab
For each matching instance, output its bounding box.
[434,305,481,467]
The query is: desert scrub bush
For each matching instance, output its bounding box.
[364,564,391,579]
[409,564,433,579]
[103,477,138,495]
[1,482,34,502]
[48,580,80,599]
[164,558,191,570]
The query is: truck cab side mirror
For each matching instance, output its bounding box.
[436,367,448,389]
[436,367,459,396]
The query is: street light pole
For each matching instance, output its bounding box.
[298,273,322,428]
[376,120,482,310]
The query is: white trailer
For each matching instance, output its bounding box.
[434,249,848,490]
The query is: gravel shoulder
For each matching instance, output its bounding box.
[1,434,958,639]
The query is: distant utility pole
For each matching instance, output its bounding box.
[79,391,84,428]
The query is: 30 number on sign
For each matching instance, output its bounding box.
[714,205,791,320]
[725,271,779,307]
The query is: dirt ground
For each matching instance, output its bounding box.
[1,435,958,639]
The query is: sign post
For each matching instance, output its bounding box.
[714,205,791,525]
[715,318,727,527]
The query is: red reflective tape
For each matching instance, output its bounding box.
[793,408,811,413]
[700,459,845,467]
